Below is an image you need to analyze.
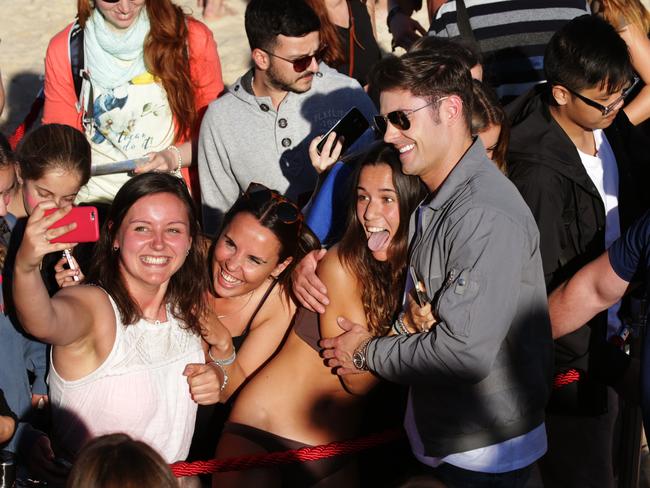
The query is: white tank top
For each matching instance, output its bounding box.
[48,292,204,463]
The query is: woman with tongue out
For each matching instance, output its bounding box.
[210,143,426,488]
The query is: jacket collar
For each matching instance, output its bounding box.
[427,137,487,211]
[507,83,615,196]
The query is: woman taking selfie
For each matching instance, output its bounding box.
[43,0,223,202]
[12,173,221,464]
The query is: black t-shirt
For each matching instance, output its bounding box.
[609,210,650,281]
[336,0,381,86]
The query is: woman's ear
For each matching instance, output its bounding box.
[15,164,23,185]
[271,256,293,279]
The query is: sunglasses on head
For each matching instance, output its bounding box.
[373,97,449,135]
[243,183,302,225]
[261,45,327,73]
[564,76,640,116]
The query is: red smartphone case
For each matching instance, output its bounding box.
[45,206,100,243]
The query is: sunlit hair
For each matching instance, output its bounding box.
[209,186,320,303]
[596,0,650,33]
[77,0,196,142]
[245,0,321,52]
[471,79,509,173]
[16,124,91,185]
[304,0,345,67]
[86,173,209,334]
[544,14,634,93]
[410,36,482,76]
[338,143,426,336]
[66,434,177,488]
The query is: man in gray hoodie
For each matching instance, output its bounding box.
[197,0,376,235]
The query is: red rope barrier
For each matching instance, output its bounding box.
[8,89,45,150]
[170,428,403,477]
[553,368,582,388]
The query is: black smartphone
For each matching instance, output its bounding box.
[409,266,429,308]
[316,107,370,157]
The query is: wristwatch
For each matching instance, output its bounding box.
[352,337,373,371]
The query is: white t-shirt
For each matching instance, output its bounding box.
[577,129,621,338]
[77,71,175,204]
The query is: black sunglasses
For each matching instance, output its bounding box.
[243,183,302,225]
[261,45,327,73]
[373,97,449,134]
[565,77,640,116]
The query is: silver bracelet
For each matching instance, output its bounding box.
[393,311,410,335]
[212,361,229,392]
[167,145,183,177]
[208,347,236,366]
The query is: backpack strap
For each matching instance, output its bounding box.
[455,0,479,50]
[69,19,85,100]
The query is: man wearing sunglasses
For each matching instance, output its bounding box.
[507,15,650,488]
[197,0,375,235]
[319,48,553,486]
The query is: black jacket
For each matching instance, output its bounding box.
[507,84,649,415]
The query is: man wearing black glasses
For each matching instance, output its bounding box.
[507,15,650,488]
[197,0,376,235]
[320,48,553,486]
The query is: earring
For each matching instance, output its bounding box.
[112,246,119,252]
[186,248,190,256]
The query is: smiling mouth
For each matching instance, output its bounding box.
[398,144,415,154]
[141,256,170,265]
[220,269,243,285]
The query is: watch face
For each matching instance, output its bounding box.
[352,351,366,370]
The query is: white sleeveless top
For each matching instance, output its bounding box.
[48,292,204,463]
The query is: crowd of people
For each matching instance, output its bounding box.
[1,0,650,487]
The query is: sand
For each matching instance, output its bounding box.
[0,0,428,136]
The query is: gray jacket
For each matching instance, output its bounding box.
[197,63,376,235]
[367,140,553,457]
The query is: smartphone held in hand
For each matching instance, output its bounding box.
[316,107,370,157]
[45,206,100,243]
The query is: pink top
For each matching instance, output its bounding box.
[48,293,205,463]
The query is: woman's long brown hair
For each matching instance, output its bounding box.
[338,144,426,336]
[77,0,196,142]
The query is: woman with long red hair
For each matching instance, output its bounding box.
[42,0,223,203]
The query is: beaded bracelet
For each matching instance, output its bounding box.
[167,145,183,177]
[392,311,410,335]
[212,361,229,392]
